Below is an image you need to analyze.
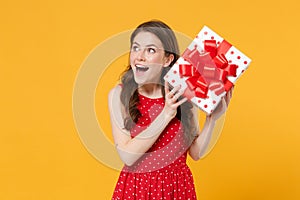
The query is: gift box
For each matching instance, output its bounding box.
[164,26,251,114]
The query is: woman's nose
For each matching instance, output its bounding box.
[136,49,146,61]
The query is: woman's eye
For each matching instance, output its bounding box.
[132,46,139,52]
[148,48,156,53]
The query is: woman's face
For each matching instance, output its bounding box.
[130,31,173,86]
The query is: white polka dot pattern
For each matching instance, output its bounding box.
[164,25,251,114]
[112,94,197,199]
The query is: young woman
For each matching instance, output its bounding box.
[108,20,232,199]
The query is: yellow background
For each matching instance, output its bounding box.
[1,0,299,199]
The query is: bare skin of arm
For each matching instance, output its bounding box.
[189,88,233,160]
[108,83,187,166]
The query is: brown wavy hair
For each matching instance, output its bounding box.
[120,20,197,145]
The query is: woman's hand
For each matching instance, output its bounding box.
[163,82,188,120]
[209,87,234,121]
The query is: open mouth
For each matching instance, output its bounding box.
[135,64,149,72]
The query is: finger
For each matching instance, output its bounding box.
[226,91,231,105]
[168,84,181,98]
[223,97,227,106]
[230,86,234,98]
[173,97,188,107]
[226,88,233,105]
[171,88,184,101]
[222,97,228,111]
[164,81,170,94]
[217,98,226,113]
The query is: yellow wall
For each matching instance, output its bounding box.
[1,0,299,199]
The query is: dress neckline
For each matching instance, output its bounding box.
[138,93,164,100]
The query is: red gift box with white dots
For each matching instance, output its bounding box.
[164,26,251,114]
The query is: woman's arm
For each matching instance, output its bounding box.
[108,83,187,166]
[189,88,233,160]
[188,113,217,160]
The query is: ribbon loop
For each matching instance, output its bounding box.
[180,39,237,99]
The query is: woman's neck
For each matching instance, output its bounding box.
[138,83,163,98]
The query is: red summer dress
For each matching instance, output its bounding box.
[112,94,197,200]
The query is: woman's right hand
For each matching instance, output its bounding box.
[163,82,188,119]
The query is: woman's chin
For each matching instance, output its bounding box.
[133,76,144,85]
[133,73,161,86]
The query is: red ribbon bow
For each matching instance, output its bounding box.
[180,40,238,99]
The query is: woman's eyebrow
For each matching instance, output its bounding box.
[132,41,159,48]
[145,44,159,48]
[132,42,140,46]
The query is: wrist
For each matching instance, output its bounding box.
[161,107,175,123]
[206,114,216,125]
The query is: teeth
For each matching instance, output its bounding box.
[135,64,149,72]
[136,64,148,69]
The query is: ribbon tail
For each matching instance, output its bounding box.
[183,87,195,100]
[224,80,234,92]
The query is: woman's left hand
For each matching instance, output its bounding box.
[209,87,234,121]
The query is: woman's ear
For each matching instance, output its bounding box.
[163,54,174,67]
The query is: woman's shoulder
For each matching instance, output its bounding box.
[109,84,122,97]
[108,84,125,113]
